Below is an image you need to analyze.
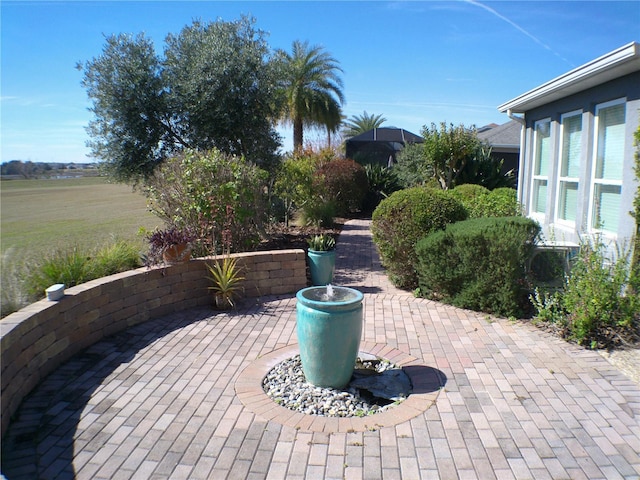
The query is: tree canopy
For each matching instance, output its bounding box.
[78,16,281,183]
[394,122,514,190]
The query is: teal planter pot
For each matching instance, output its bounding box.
[307,249,335,286]
[296,286,364,388]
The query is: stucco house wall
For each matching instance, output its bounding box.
[499,42,640,251]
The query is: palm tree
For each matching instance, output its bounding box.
[343,111,387,138]
[277,40,345,151]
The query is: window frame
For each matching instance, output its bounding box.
[587,98,626,236]
[530,117,552,220]
[554,110,583,227]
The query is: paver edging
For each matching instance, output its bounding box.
[235,343,443,433]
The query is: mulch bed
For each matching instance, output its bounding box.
[255,218,347,253]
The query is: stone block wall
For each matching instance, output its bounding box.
[0,249,307,437]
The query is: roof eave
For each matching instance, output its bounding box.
[498,42,640,114]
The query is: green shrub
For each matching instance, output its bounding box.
[394,142,432,188]
[531,239,639,348]
[415,217,540,317]
[273,152,318,226]
[448,184,520,218]
[448,184,490,218]
[316,159,368,215]
[300,199,336,228]
[484,188,521,217]
[25,247,91,298]
[143,149,268,254]
[273,148,348,227]
[362,164,401,212]
[371,187,467,289]
[92,240,142,277]
[454,146,516,190]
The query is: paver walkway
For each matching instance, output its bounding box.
[2,219,639,479]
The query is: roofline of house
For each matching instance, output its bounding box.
[488,144,519,150]
[498,41,640,114]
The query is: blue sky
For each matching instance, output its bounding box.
[1,1,639,164]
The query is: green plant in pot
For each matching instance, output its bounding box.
[307,234,336,286]
[145,226,196,266]
[207,256,245,309]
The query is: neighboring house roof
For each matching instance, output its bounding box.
[477,123,499,133]
[346,128,423,144]
[345,128,424,164]
[498,41,640,113]
[477,120,521,151]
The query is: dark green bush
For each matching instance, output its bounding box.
[372,187,467,289]
[415,217,540,317]
[362,164,401,212]
[316,159,368,215]
[393,142,432,188]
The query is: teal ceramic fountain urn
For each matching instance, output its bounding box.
[296,286,364,388]
[307,249,336,286]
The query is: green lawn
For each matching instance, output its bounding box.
[1,177,161,257]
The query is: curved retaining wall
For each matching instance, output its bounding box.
[0,249,307,437]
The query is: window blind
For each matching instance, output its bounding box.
[561,115,581,178]
[592,102,625,233]
[596,104,624,181]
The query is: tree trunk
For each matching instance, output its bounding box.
[293,118,304,152]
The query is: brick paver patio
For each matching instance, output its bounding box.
[2,219,639,479]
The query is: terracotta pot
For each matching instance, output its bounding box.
[214,293,233,310]
[162,244,191,264]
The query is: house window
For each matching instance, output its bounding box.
[589,100,625,234]
[531,119,551,215]
[556,111,582,224]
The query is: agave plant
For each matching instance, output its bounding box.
[206,256,245,309]
[307,234,336,252]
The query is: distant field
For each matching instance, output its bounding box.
[1,177,161,257]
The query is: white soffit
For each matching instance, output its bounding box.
[498,42,640,113]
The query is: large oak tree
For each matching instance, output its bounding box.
[78,16,281,183]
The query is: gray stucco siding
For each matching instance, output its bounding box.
[519,71,639,247]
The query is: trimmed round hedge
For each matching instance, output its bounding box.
[371,187,467,289]
[415,216,541,318]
